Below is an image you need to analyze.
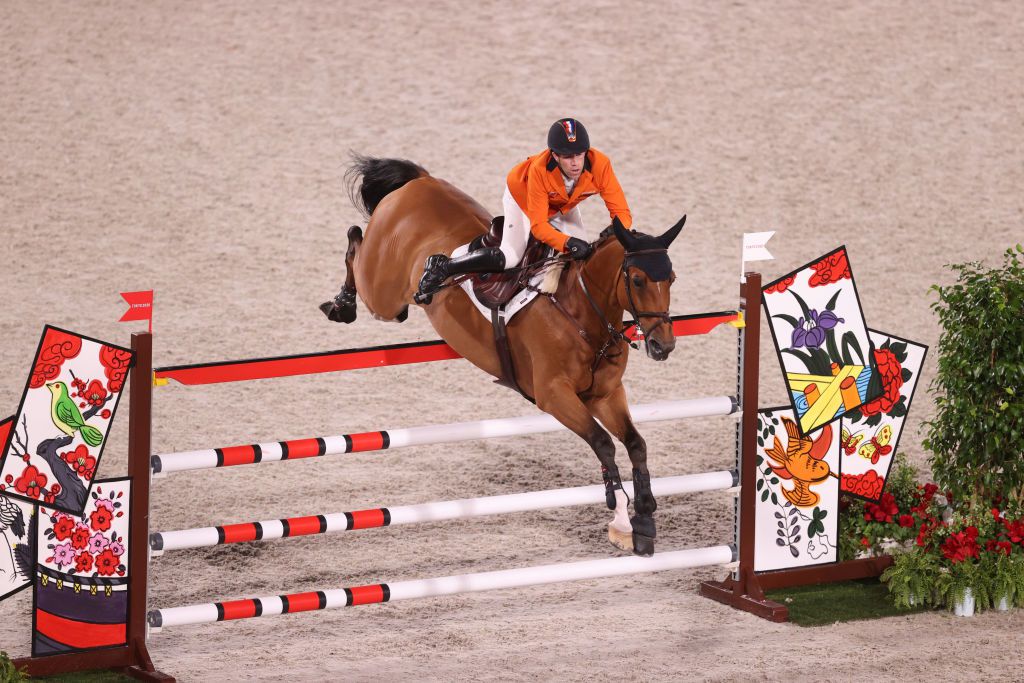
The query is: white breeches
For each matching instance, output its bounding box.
[452,184,585,268]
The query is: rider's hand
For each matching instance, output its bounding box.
[565,237,594,260]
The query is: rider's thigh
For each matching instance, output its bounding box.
[499,185,531,268]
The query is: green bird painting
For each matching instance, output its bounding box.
[46,382,104,447]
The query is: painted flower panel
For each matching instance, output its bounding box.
[839,330,928,501]
[33,478,132,657]
[0,327,134,516]
[762,246,879,436]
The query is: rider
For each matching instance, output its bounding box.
[416,117,634,302]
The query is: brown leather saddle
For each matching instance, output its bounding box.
[466,216,557,403]
[469,216,552,310]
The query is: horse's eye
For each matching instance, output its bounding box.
[631,275,645,288]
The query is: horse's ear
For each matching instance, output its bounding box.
[658,215,686,248]
[612,216,637,249]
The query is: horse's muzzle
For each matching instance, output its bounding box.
[646,335,675,361]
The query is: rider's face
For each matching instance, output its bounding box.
[552,152,585,181]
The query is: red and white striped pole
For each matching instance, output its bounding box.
[149,470,737,553]
[148,545,736,630]
[151,396,737,475]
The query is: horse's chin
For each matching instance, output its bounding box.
[646,344,674,362]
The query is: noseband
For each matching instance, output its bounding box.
[621,249,673,351]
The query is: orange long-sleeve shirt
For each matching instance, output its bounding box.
[505,148,633,252]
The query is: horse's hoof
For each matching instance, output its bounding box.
[608,524,634,552]
[632,533,655,557]
[396,306,409,322]
[319,300,357,324]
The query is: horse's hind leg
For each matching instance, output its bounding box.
[587,386,657,557]
[320,225,363,324]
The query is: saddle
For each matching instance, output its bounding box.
[469,216,552,310]
[466,216,558,403]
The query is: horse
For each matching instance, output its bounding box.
[321,156,685,556]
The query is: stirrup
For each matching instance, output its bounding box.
[415,254,450,305]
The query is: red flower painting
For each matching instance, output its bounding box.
[808,250,852,287]
[94,548,120,576]
[764,274,795,295]
[15,465,47,499]
[90,507,113,532]
[859,347,904,417]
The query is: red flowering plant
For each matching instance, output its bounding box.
[883,489,1024,611]
[984,505,1024,607]
[838,454,926,560]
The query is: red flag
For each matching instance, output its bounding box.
[119,290,154,332]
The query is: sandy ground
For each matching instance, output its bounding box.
[2,1,1023,681]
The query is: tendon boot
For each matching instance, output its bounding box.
[415,247,506,304]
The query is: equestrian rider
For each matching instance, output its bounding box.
[416,118,634,302]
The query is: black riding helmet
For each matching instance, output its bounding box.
[547,118,590,156]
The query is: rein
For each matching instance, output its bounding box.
[545,243,673,394]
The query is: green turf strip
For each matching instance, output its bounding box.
[766,578,931,626]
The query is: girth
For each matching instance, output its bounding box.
[490,307,535,403]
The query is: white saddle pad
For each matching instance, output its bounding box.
[448,241,560,322]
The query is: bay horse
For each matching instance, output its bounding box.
[321,157,685,555]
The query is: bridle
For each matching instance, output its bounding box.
[619,248,673,354]
[572,246,673,362]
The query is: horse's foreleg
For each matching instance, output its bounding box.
[320,225,363,323]
[587,387,657,557]
[534,379,627,547]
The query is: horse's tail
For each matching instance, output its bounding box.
[346,154,428,217]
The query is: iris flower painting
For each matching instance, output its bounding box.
[762,247,880,436]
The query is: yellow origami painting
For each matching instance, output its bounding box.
[762,247,881,436]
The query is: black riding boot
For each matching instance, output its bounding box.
[415,247,506,304]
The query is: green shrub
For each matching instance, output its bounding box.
[924,245,1024,505]
[0,651,28,683]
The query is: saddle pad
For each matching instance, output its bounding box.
[461,268,545,322]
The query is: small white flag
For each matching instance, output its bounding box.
[742,231,776,262]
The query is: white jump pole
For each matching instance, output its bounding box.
[148,544,736,630]
[151,396,737,475]
[149,470,737,553]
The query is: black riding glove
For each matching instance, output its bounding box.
[565,237,594,260]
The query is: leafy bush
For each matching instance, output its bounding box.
[0,651,27,683]
[925,245,1024,504]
